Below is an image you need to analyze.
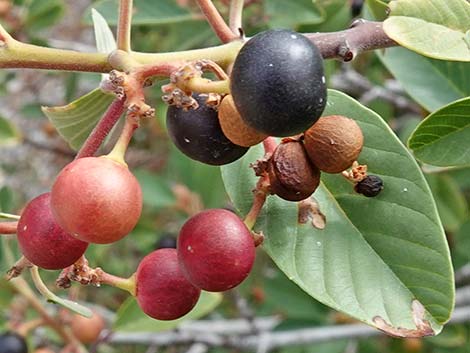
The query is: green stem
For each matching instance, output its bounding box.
[98,271,136,296]
[0,212,20,220]
[186,77,231,94]
[117,0,133,52]
[106,117,137,165]
[229,0,245,34]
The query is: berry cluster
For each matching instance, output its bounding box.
[136,209,255,320]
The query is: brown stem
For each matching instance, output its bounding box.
[244,177,269,230]
[229,0,245,35]
[16,318,44,337]
[306,20,396,61]
[196,0,237,43]
[76,98,126,159]
[0,221,18,234]
[262,137,277,155]
[6,256,32,280]
[133,62,181,81]
[117,0,133,52]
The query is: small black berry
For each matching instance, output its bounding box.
[354,175,384,197]
[156,234,177,249]
[0,332,28,353]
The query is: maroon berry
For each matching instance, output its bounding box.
[50,156,142,244]
[178,209,255,292]
[136,248,201,320]
[17,193,88,270]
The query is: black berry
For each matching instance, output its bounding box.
[230,29,327,137]
[156,234,177,249]
[166,94,248,165]
[0,332,28,353]
[354,175,384,197]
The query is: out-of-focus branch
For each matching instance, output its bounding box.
[456,264,470,286]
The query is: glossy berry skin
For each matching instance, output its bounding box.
[354,175,384,197]
[0,332,28,353]
[178,209,255,292]
[166,94,248,165]
[17,193,88,270]
[231,29,326,137]
[136,248,201,320]
[51,156,142,244]
[70,312,105,344]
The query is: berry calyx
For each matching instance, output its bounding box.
[17,193,88,270]
[218,95,267,147]
[354,175,384,197]
[268,139,321,201]
[70,311,105,344]
[136,248,201,320]
[304,115,364,173]
[230,29,327,137]
[178,209,255,292]
[166,94,248,165]
[0,332,28,353]
[50,156,142,244]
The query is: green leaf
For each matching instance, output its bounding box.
[91,8,116,54]
[425,174,468,233]
[84,0,196,26]
[113,291,222,332]
[133,169,175,210]
[0,116,21,146]
[383,0,470,61]
[264,0,324,29]
[366,0,389,21]
[42,89,116,151]
[24,0,64,31]
[46,294,93,318]
[378,47,470,112]
[408,97,470,166]
[222,90,454,336]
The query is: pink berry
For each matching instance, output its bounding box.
[17,193,88,270]
[178,209,255,292]
[136,248,201,320]
[50,156,142,244]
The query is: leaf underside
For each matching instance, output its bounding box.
[408,96,470,167]
[221,90,454,337]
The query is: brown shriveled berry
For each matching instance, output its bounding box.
[218,95,267,147]
[268,139,320,201]
[304,115,363,173]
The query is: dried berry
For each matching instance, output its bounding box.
[269,140,320,201]
[218,95,267,147]
[354,175,383,197]
[231,29,326,137]
[304,115,363,173]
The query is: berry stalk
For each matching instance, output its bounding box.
[196,0,237,43]
[117,0,133,52]
[0,221,18,234]
[76,98,126,159]
[106,116,138,165]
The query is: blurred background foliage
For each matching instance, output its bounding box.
[0,0,468,352]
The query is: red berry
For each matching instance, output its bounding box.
[136,248,201,320]
[178,209,255,292]
[50,156,142,244]
[17,193,88,270]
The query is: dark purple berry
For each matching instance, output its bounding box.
[354,175,384,197]
[0,332,28,353]
[230,29,326,137]
[166,94,248,165]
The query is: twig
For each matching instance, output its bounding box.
[196,0,237,43]
[229,0,245,35]
[76,98,126,159]
[306,20,396,61]
[0,221,18,234]
[117,0,133,52]
[109,306,470,350]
